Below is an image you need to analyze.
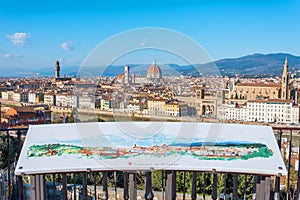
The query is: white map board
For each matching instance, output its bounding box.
[15,122,287,176]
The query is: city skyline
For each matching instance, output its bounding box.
[0,0,300,69]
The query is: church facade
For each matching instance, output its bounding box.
[231,58,292,102]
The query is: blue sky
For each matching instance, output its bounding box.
[0,0,299,69]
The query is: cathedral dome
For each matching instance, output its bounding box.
[117,73,123,79]
[147,60,162,79]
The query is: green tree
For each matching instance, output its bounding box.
[66,115,74,123]
[234,93,238,99]
[39,94,44,103]
[152,171,163,191]
[0,134,19,169]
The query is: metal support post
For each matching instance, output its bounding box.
[212,171,218,200]
[191,172,197,200]
[102,172,108,200]
[145,171,154,200]
[123,172,129,200]
[165,171,176,200]
[129,173,137,200]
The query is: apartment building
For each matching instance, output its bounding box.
[217,103,247,121]
[44,93,56,106]
[13,91,28,102]
[218,99,299,124]
[147,98,166,116]
[165,101,188,117]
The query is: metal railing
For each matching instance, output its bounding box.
[1,126,300,200]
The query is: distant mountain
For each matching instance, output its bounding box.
[0,66,80,78]
[214,53,300,77]
[1,53,300,77]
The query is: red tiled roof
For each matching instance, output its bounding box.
[235,82,281,87]
[267,99,293,103]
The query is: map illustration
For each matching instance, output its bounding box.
[15,122,287,176]
[27,140,273,161]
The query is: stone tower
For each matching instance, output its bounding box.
[281,57,289,100]
[124,65,129,84]
[55,60,60,78]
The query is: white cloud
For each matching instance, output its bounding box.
[6,32,31,46]
[2,53,22,58]
[2,53,12,58]
[61,41,74,51]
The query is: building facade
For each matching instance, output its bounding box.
[148,98,166,116]
[165,101,188,117]
[218,99,299,124]
[231,82,281,101]
[231,58,292,102]
[247,99,298,124]
[217,103,247,121]
[13,91,29,102]
[44,93,56,106]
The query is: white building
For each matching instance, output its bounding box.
[247,100,267,123]
[217,103,247,121]
[127,103,141,113]
[1,91,13,101]
[78,92,95,110]
[28,92,37,104]
[247,99,298,124]
[55,93,78,108]
[44,93,56,106]
[292,105,299,124]
[217,99,299,124]
[236,105,247,121]
[55,93,67,107]
[67,95,79,108]
[13,91,28,102]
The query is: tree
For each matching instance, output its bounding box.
[152,171,163,191]
[66,115,74,123]
[234,93,238,99]
[0,135,19,169]
[39,94,44,103]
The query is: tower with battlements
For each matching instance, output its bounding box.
[55,60,60,78]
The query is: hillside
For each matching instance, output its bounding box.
[1,53,300,77]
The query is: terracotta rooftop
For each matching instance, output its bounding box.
[235,82,281,87]
[147,60,162,77]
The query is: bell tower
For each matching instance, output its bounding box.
[281,57,289,100]
[124,65,129,84]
